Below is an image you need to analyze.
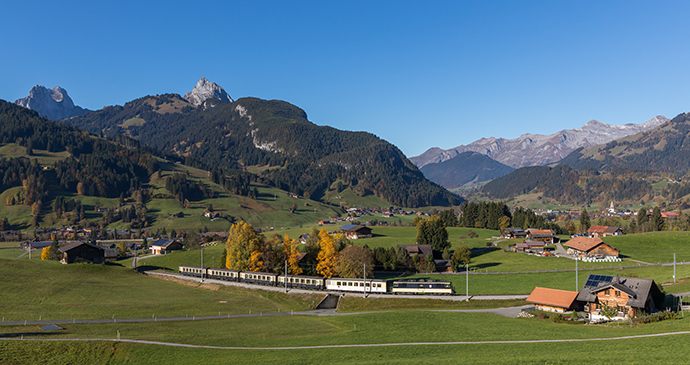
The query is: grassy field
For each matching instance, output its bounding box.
[0,258,321,322]
[337,297,527,312]
[2,310,690,363]
[603,231,690,263]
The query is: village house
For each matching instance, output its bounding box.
[526,228,559,243]
[563,237,619,259]
[338,224,372,239]
[149,239,183,255]
[576,274,664,321]
[58,241,105,264]
[503,227,527,239]
[587,225,624,238]
[526,287,581,313]
[512,240,546,253]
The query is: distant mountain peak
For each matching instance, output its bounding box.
[14,85,89,120]
[183,77,233,106]
[411,116,668,169]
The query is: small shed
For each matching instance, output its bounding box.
[58,241,105,264]
[527,287,580,313]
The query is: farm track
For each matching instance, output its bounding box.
[3,331,690,349]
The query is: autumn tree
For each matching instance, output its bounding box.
[316,229,338,278]
[225,221,264,270]
[41,246,50,260]
[283,235,303,275]
[498,215,511,232]
[335,245,374,278]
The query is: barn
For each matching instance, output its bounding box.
[58,241,105,264]
[563,237,619,259]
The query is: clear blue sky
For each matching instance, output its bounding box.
[2,1,690,157]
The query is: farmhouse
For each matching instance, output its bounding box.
[526,229,559,243]
[58,241,105,264]
[526,287,580,313]
[576,274,664,321]
[512,240,546,253]
[587,226,624,238]
[563,237,619,259]
[397,244,434,259]
[504,227,527,239]
[339,224,372,239]
[149,239,183,255]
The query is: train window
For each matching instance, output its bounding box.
[348,282,352,286]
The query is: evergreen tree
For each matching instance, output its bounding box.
[579,209,591,233]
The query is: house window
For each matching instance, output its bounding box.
[615,290,621,297]
[604,289,610,296]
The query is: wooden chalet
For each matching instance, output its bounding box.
[576,274,664,321]
[526,287,580,313]
[504,227,527,239]
[339,224,372,239]
[526,229,559,243]
[512,240,546,253]
[149,239,183,255]
[563,237,619,259]
[587,226,624,238]
[397,244,434,259]
[58,241,105,264]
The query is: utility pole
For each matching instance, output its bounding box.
[466,263,469,301]
[201,247,204,283]
[575,258,578,291]
[363,263,366,298]
[674,253,677,284]
[285,260,288,293]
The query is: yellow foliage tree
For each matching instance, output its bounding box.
[225,221,264,270]
[40,246,50,260]
[316,229,338,278]
[249,250,265,272]
[283,235,303,275]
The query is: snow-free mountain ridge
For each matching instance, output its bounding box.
[183,77,233,106]
[410,116,669,169]
[14,85,89,120]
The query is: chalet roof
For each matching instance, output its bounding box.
[576,275,658,308]
[588,226,622,234]
[150,239,179,248]
[563,237,606,252]
[397,244,433,257]
[58,241,104,253]
[527,287,579,309]
[339,224,370,232]
[527,229,554,235]
[518,241,545,248]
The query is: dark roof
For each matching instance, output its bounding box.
[397,244,433,257]
[150,239,179,248]
[339,224,365,232]
[58,241,104,253]
[576,275,658,308]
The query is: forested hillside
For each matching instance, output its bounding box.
[65,95,459,207]
[0,100,159,223]
[481,165,652,205]
[420,151,514,189]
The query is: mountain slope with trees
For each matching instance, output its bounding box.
[64,94,460,207]
[420,151,514,189]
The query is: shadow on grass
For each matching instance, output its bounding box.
[470,247,497,258]
[135,265,174,272]
[474,262,501,269]
[0,332,60,338]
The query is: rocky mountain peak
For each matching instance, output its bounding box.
[183,77,233,106]
[14,85,89,120]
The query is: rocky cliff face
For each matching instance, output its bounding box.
[183,77,233,106]
[14,85,89,120]
[411,116,669,169]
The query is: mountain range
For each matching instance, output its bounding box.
[411,116,668,169]
[419,152,514,190]
[22,78,459,208]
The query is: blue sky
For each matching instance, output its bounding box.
[2,1,690,157]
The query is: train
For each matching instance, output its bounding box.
[179,265,454,295]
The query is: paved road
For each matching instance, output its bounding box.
[3,331,689,350]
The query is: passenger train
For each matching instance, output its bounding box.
[179,265,454,295]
